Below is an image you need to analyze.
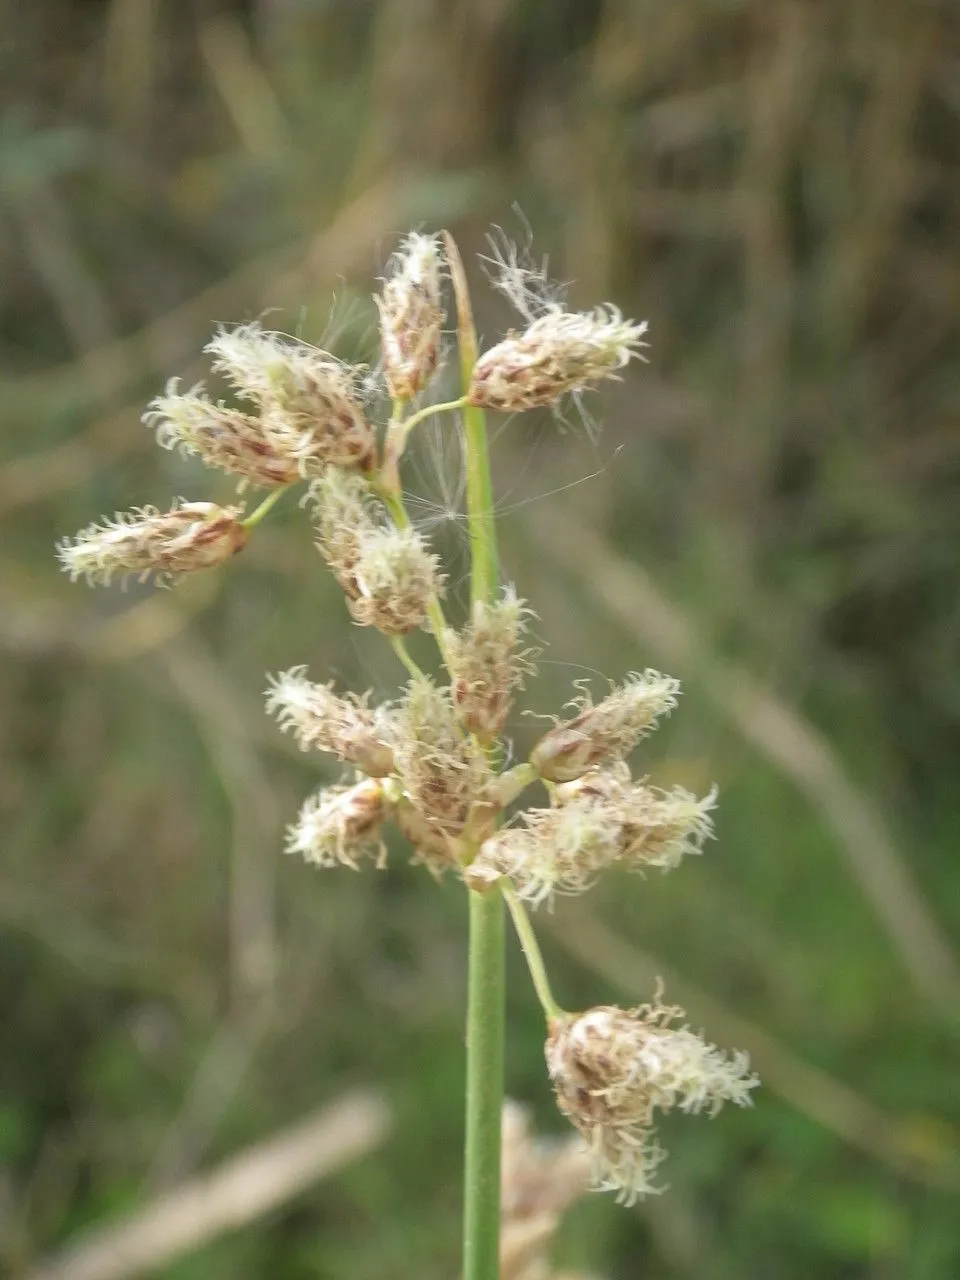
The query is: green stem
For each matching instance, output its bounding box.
[445,231,503,1280]
[463,887,505,1280]
[240,484,291,529]
[382,396,468,495]
[501,885,564,1019]
[399,394,468,443]
[492,762,539,808]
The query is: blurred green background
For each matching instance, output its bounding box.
[2,2,960,1277]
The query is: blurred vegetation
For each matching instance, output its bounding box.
[2,1,960,1277]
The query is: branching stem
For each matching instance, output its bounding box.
[241,485,291,529]
[501,884,564,1020]
[389,636,426,682]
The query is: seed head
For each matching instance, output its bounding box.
[617,782,717,871]
[377,232,445,401]
[206,324,375,472]
[286,778,388,870]
[469,306,647,414]
[349,526,445,635]
[445,587,537,739]
[309,468,443,634]
[309,466,376,596]
[546,999,758,1203]
[264,667,396,776]
[470,767,714,905]
[56,501,247,587]
[393,800,460,878]
[466,798,621,906]
[393,678,492,847]
[145,381,302,488]
[531,671,680,783]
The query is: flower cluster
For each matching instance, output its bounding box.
[377,232,445,401]
[469,306,648,414]
[147,325,375,483]
[530,671,681,783]
[308,467,445,635]
[445,587,536,739]
[268,667,505,878]
[57,226,757,1218]
[468,765,716,907]
[56,501,247,586]
[547,999,758,1203]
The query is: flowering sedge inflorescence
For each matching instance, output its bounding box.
[56,228,757,1206]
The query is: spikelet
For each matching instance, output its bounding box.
[265,668,396,776]
[393,801,460,878]
[546,998,758,1204]
[499,1101,593,1280]
[206,324,375,471]
[392,678,492,848]
[56,501,247,586]
[466,800,621,906]
[349,525,445,635]
[470,767,714,905]
[469,306,647,414]
[308,466,376,598]
[144,381,301,488]
[286,778,388,869]
[309,468,444,635]
[531,672,680,783]
[445,587,536,739]
[377,232,445,401]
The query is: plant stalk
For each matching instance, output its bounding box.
[463,887,505,1280]
[501,884,564,1020]
[446,230,504,1280]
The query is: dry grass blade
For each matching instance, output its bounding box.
[528,509,960,1014]
[18,1091,391,1280]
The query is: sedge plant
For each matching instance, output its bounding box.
[57,229,758,1279]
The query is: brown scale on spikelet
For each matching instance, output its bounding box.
[56,501,247,586]
[144,381,302,488]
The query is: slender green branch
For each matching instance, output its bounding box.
[400,394,468,443]
[390,636,426,682]
[382,395,468,496]
[493,762,539,808]
[241,484,291,529]
[501,884,564,1020]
